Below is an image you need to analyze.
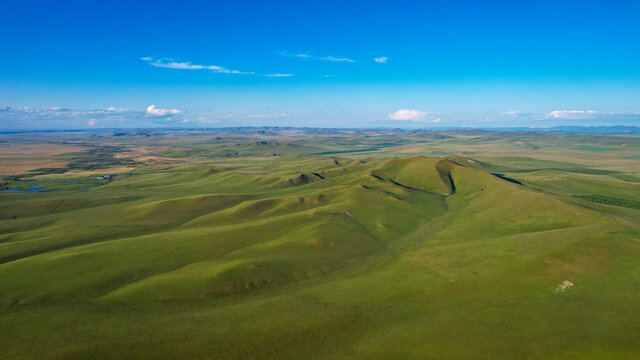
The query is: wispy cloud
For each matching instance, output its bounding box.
[0,106,156,129]
[146,104,180,117]
[280,52,357,63]
[141,57,253,74]
[105,106,127,112]
[546,110,599,119]
[374,56,388,64]
[262,73,294,77]
[388,109,430,121]
[1,105,291,129]
[501,110,532,117]
[280,52,311,58]
[142,56,296,77]
[321,74,336,77]
[320,56,356,63]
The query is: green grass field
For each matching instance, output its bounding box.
[1,129,640,359]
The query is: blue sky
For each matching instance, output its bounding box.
[1,0,640,129]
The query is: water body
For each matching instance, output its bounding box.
[2,184,49,193]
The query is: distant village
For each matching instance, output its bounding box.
[96,173,118,181]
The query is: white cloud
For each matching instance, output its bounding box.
[501,110,532,117]
[546,110,599,119]
[0,105,195,129]
[281,52,357,63]
[321,74,335,77]
[141,57,253,74]
[262,73,294,77]
[320,56,356,63]
[431,118,442,123]
[146,104,180,117]
[142,56,296,77]
[105,106,127,111]
[374,56,388,63]
[388,109,430,121]
[280,52,311,58]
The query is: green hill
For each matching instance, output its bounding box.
[1,153,639,359]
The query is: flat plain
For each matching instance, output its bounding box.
[1,128,640,359]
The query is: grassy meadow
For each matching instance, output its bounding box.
[1,128,640,359]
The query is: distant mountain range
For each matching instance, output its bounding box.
[2,125,639,135]
[482,125,640,134]
[542,125,640,134]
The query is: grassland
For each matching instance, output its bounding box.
[1,128,640,359]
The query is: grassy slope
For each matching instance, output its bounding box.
[1,132,640,359]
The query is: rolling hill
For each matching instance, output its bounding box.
[1,150,639,359]
[1,130,640,359]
